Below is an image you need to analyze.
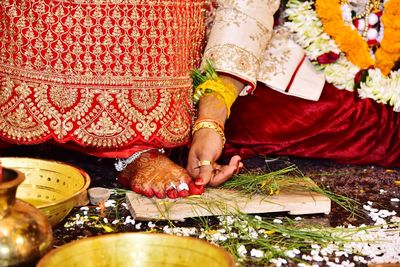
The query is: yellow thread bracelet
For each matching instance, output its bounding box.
[194,79,238,118]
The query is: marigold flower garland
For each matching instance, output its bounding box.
[375,0,400,75]
[315,0,400,75]
[315,0,373,70]
[285,0,400,111]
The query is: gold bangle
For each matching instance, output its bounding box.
[194,117,225,131]
[192,121,226,146]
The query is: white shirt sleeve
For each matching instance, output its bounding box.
[202,0,280,91]
[204,0,325,101]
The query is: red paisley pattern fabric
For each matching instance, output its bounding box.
[0,0,205,153]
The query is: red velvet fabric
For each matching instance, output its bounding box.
[225,83,400,167]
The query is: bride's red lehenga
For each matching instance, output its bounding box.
[0,1,205,158]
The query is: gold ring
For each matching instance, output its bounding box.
[197,160,212,167]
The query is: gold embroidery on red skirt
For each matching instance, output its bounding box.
[0,0,205,148]
[0,76,194,147]
[0,1,205,83]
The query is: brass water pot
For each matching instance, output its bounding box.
[0,167,53,266]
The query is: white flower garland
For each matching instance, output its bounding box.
[284,0,400,111]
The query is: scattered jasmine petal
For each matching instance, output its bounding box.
[112,219,119,225]
[312,255,324,262]
[292,248,301,255]
[135,223,142,230]
[284,250,296,258]
[363,205,371,211]
[391,198,399,202]
[249,228,259,239]
[124,216,135,225]
[250,248,264,258]
[311,244,321,249]
[226,216,234,226]
[148,221,156,228]
[294,216,303,221]
[237,245,247,257]
[103,218,108,224]
[230,232,238,238]
[335,251,345,257]
[270,258,287,267]
[310,249,319,256]
[105,199,116,207]
[302,254,312,261]
[273,219,283,224]
[80,207,89,211]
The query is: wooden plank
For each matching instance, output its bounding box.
[125,184,331,221]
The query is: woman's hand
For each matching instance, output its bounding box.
[186,73,244,187]
[186,127,243,187]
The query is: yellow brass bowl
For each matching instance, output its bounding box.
[0,157,91,227]
[37,233,236,267]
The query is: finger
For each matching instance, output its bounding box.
[230,155,242,167]
[196,164,214,186]
[209,165,236,187]
[209,156,242,187]
[186,153,201,178]
[237,162,244,174]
